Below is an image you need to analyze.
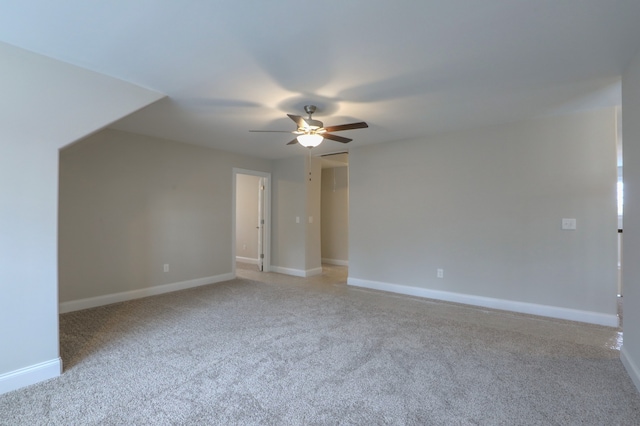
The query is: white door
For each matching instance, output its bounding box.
[233,168,271,273]
[257,177,265,271]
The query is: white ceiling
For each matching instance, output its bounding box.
[1,1,639,159]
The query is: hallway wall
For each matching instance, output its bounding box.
[321,166,349,265]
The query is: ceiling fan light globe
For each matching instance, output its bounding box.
[297,133,323,148]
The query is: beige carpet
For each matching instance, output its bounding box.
[1,271,639,425]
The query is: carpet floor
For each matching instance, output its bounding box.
[1,268,639,425]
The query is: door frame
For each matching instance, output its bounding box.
[232,168,271,274]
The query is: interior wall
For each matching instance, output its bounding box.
[321,166,349,264]
[59,128,270,306]
[305,157,322,272]
[271,155,322,276]
[621,47,640,392]
[271,156,307,273]
[235,174,261,262]
[0,42,163,394]
[349,108,618,324]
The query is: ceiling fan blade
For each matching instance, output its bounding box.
[286,138,299,145]
[249,130,296,133]
[323,133,352,143]
[322,121,368,133]
[287,114,308,129]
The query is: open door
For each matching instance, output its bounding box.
[233,168,271,274]
[257,177,265,271]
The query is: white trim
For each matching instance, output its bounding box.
[0,358,62,395]
[347,277,619,327]
[272,266,323,277]
[59,273,234,313]
[621,346,640,394]
[236,256,259,265]
[306,267,323,277]
[322,258,349,266]
[271,266,305,277]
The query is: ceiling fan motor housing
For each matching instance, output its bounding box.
[303,105,323,130]
[303,119,323,130]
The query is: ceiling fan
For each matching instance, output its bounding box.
[250,105,368,148]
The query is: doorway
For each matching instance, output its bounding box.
[616,107,623,326]
[233,168,271,275]
[320,153,350,270]
[616,107,623,297]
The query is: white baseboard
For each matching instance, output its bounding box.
[322,258,349,266]
[59,273,235,313]
[347,277,619,327]
[0,358,62,395]
[236,256,259,265]
[271,266,323,277]
[621,346,640,394]
[306,267,323,277]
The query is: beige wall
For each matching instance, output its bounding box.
[321,166,349,264]
[236,174,261,261]
[349,108,618,325]
[621,47,640,391]
[271,155,322,275]
[271,156,307,272]
[305,157,322,272]
[59,128,270,305]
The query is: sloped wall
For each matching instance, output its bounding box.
[0,42,163,394]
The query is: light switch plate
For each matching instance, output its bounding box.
[562,218,577,230]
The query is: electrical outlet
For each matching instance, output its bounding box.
[243,244,247,250]
[437,268,444,278]
[163,264,169,272]
[562,218,577,230]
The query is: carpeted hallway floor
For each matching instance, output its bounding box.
[1,265,639,425]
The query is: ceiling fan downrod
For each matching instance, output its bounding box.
[304,104,317,120]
